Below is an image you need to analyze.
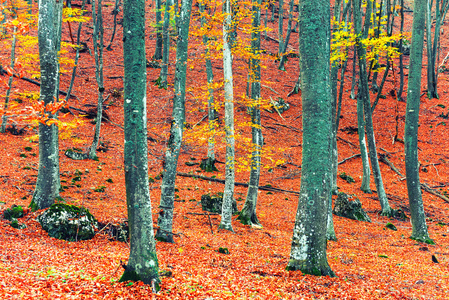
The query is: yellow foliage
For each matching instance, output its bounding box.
[62,7,89,23]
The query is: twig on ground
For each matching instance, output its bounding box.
[338,154,361,165]
[177,172,300,195]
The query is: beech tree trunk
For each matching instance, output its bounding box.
[199,2,216,162]
[159,0,173,88]
[405,0,433,244]
[120,0,160,288]
[155,0,193,243]
[219,0,236,232]
[1,27,17,133]
[238,0,262,227]
[89,0,105,160]
[31,0,63,211]
[353,0,392,216]
[286,0,335,277]
[154,0,163,60]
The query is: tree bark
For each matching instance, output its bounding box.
[153,0,163,60]
[405,0,433,244]
[156,0,193,243]
[120,0,160,287]
[89,0,105,160]
[30,0,63,211]
[159,0,172,88]
[1,26,17,133]
[353,0,392,216]
[219,0,236,232]
[286,0,335,277]
[238,0,263,227]
[199,2,216,162]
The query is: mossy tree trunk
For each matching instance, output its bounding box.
[278,0,294,71]
[65,0,87,102]
[405,0,433,244]
[120,0,160,288]
[286,0,335,277]
[155,0,193,243]
[353,0,371,194]
[238,0,262,227]
[31,0,63,211]
[1,26,17,133]
[153,0,163,60]
[353,0,392,216]
[159,0,172,88]
[278,0,283,54]
[425,0,449,99]
[199,1,216,164]
[219,0,235,232]
[327,0,342,242]
[89,0,105,160]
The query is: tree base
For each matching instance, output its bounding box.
[119,265,160,291]
[218,223,234,232]
[237,210,261,227]
[327,232,337,241]
[286,259,336,277]
[410,236,435,245]
[200,157,218,172]
[155,229,175,243]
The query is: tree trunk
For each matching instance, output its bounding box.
[357,93,372,193]
[155,0,193,243]
[120,0,160,288]
[30,0,63,211]
[65,0,87,102]
[238,0,262,227]
[159,0,172,88]
[199,2,216,162]
[1,27,17,133]
[286,0,335,277]
[278,0,284,54]
[353,0,392,215]
[106,0,121,50]
[89,0,105,160]
[154,0,163,60]
[219,0,235,232]
[278,0,294,71]
[326,0,343,242]
[405,0,433,244]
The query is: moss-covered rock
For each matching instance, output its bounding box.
[385,222,397,231]
[3,205,24,220]
[339,172,355,183]
[37,203,98,241]
[199,157,218,172]
[9,218,26,229]
[64,148,88,160]
[333,192,371,222]
[201,192,238,214]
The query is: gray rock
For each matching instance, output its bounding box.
[37,203,98,241]
[201,192,237,214]
[333,192,371,222]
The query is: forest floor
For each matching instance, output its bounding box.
[1,0,449,299]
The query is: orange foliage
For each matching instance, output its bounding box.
[0,0,448,299]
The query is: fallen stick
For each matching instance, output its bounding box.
[378,153,405,177]
[378,154,449,203]
[0,68,76,98]
[177,172,300,195]
[338,153,361,165]
[421,183,449,203]
[273,123,301,133]
[337,136,358,148]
